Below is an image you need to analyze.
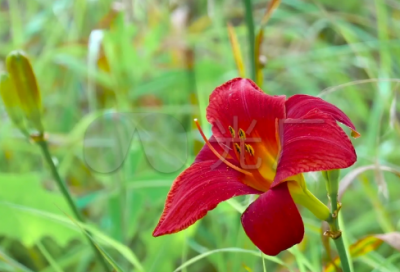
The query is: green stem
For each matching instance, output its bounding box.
[333,231,350,272]
[37,139,109,271]
[325,170,351,272]
[243,0,256,81]
[328,192,351,272]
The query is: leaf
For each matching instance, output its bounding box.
[390,92,400,135]
[3,202,144,271]
[255,29,264,87]
[375,233,400,251]
[255,0,281,88]
[227,23,245,78]
[0,174,80,246]
[242,263,253,272]
[65,211,124,272]
[173,248,287,272]
[0,248,34,272]
[324,232,400,272]
[260,0,281,27]
[188,16,212,33]
[338,164,400,200]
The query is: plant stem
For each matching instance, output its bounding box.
[333,231,351,272]
[36,139,109,271]
[328,192,351,272]
[324,170,351,272]
[243,0,256,81]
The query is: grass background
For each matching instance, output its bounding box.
[1,0,400,271]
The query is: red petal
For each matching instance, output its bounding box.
[206,78,286,182]
[286,94,360,137]
[273,109,357,185]
[241,182,304,256]
[153,160,261,237]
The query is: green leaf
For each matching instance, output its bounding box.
[0,173,80,246]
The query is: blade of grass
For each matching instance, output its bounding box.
[8,0,24,47]
[261,251,267,272]
[36,241,63,272]
[226,198,246,213]
[319,78,400,97]
[374,0,391,76]
[255,0,281,87]
[338,164,400,200]
[227,23,246,78]
[289,246,317,272]
[0,201,145,271]
[254,29,264,87]
[39,246,87,272]
[62,208,125,272]
[0,248,34,272]
[338,214,354,272]
[35,138,110,271]
[173,248,287,272]
[87,29,104,112]
[260,0,281,27]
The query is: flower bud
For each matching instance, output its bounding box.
[0,73,27,132]
[6,50,44,133]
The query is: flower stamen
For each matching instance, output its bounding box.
[238,128,246,140]
[234,143,241,154]
[228,126,235,138]
[194,119,252,176]
[246,144,255,156]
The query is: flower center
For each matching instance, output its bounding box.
[226,123,275,192]
[194,119,253,176]
[228,125,259,169]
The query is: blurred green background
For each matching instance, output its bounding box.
[1,0,400,271]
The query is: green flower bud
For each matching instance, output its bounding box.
[6,50,44,133]
[0,73,28,133]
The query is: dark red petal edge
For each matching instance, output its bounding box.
[241,182,304,256]
[273,109,357,185]
[285,94,360,137]
[153,160,261,236]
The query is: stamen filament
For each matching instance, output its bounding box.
[194,119,252,176]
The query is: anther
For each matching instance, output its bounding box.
[246,144,255,156]
[228,126,235,138]
[238,128,246,140]
[194,119,252,176]
[234,143,241,154]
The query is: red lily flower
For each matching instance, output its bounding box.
[153,78,359,256]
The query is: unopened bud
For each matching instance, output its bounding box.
[6,50,44,133]
[0,73,27,132]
